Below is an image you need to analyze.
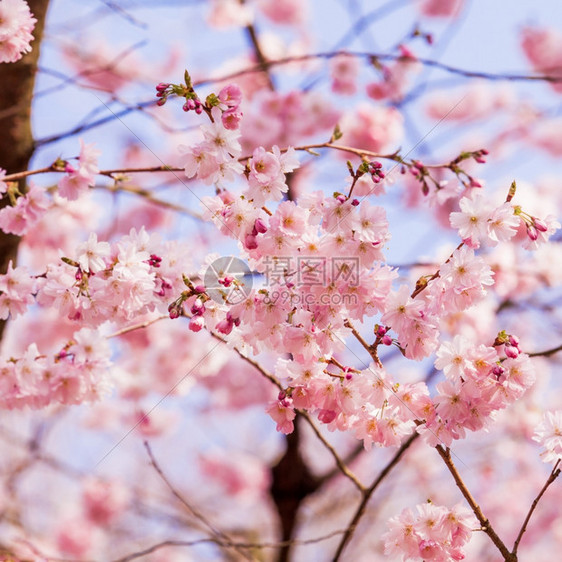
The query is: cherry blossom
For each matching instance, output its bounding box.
[533,411,562,465]
[0,0,36,63]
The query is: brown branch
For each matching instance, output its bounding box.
[106,315,168,338]
[2,142,461,183]
[243,23,275,91]
[32,49,562,147]
[298,410,365,493]
[112,529,346,562]
[143,441,254,561]
[193,50,562,89]
[435,445,516,561]
[97,183,203,220]
[344,319,381,367]
[512,459,561,556]
[208,329,364,491]
[332,431,419,561]
[528,343,562,358]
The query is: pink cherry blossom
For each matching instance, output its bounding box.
[58,140,100,200]
[330,53,360,95]
[0,0,36,63]
[418,0,464,18]
[533,410,562,465]
[76,232,111,274]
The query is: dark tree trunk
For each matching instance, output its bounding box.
[0,0,51,341]
[270,419,320,562]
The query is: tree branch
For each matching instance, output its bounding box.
[528,343,562,358]
[512,459,561,556]
[435,445,516,562]
[332,431,420,561]
[143,441,254,561]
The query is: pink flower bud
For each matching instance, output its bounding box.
[534,218,548,232]
[526,225,538,241]
[254,218,268,234]
[492,364,505,378]
[376,326,387,337]
[194,284,206,294]
[336,194,346,204]
[508,335,520,348]
[189,316,204,332]
[245,233,258,250]
[216,318,234,335]
[191,298,205,316]
[156,98,166,106]
[505,346,519,359]
[280,397,293,408]
[351,198,360,206]
[318,409,337,424]
[398,44,416,59]
[155,82,169,92]
[381,335,392,346]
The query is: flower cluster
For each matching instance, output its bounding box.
[37,227,187,327]
[180,106,244,187]
[58,140,101,201]
[0,182,49,235]
[0,0,36,63]
[0,260,36,320]
[383,502,476,562]
[533,411,562,466]
[449,190,559,249]
[419,333,535,446]
[0,327,112,409]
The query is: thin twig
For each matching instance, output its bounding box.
[194,50,562,89]
[207,329,365,493]
[243,20,275,90]
[332,431,420,561]
[345,319,381,367]
[512,459,561,556]
[298,410,365,493]
[112,529,346,562]
[106,315,168,338]
[97,183,203,220]
[528,343,562,358]
[435,445,516,562]
[143,441,254,561]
